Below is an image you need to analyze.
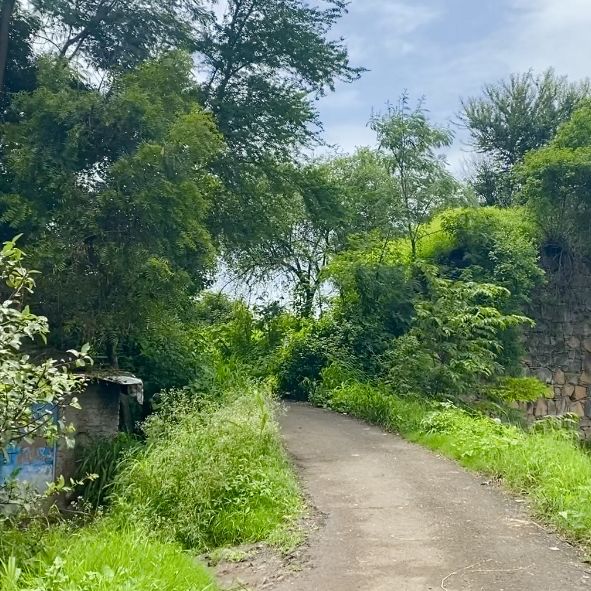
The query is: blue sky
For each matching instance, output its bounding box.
[315,0,591,174]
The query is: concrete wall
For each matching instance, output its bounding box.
[56,381,120,482]
[523,256,591,436]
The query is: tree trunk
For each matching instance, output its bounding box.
[0,0,16,96]
[299,284,316,319]
[107,337,119,369]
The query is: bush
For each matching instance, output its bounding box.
[421,207,544,310]
[126,314,217,397]
[113,387,303,550]
[489,376,551,403]
[274,322,333,400]
[1,522,217,591]
[324,250,417,372]
[384,274,533,397]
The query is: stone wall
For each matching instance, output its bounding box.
[523,256,591,437]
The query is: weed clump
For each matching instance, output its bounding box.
[113,387,303,550]
[1,523,217,591]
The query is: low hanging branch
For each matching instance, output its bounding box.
[0,237,93,456]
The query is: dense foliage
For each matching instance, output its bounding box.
[114,387,302,550]
[462,70,590,206]
[520,102,591,260]
[4,0,591,586]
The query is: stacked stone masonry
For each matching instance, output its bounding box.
[523,259,591,438]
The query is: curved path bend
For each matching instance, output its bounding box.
[275,403,591,591]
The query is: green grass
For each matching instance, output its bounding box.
[113,386,304,551]
[323,380,591,549]
[1,521,217,591]
[1,383,304,590]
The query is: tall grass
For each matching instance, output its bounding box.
[1,522,217,591]
[1,381,303,590]
[323,380,591,548]
[113,386,303,550]
[75,434,142,509]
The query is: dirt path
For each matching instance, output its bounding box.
[273,403,591,591]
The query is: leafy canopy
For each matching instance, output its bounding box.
[0,53,223,358]
[462,70,590,206]
[519,102,591,259]
[370,95,461,257]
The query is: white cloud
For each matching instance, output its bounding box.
[321,0,591,167]
[503,0,591,78]
[354,0,441,36]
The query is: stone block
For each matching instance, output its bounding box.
[534,398,548,417]
[565,383,575,399]
[556,398,570,415]
[567,336,581,349]
[582,372,591,386]
[570,401,585,417]
[573,385,588,401]
[584,338,591,353]
[536,367,553,384]
[553,369,566,385]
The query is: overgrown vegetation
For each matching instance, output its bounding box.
[1,524,218,591]
[114,388,303,551]
[3,0,591,584]
[0,248,302,589]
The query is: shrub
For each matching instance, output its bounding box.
[125,314,217,397]
[421,207,544,310]
[489,376,551,403]
[324,250,417,372]
[113,388,302,550]
[384,273,533,397]
[274,322,333,400]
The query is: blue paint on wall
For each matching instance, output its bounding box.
[1,404,57,492]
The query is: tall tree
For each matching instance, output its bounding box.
[0,6,38,123]
[0,53,223,361]
[325,148,400,239]
[198,0,362,163]
[30,0,208,71]
[371,95,460,259]
[196,0,362,246]
[462,70,590,206]
[1,0,209,94]
[0,0,17,95]
[227,163,346,317]
[519,103,591,261]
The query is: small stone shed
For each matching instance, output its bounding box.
[1,373,143,492]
